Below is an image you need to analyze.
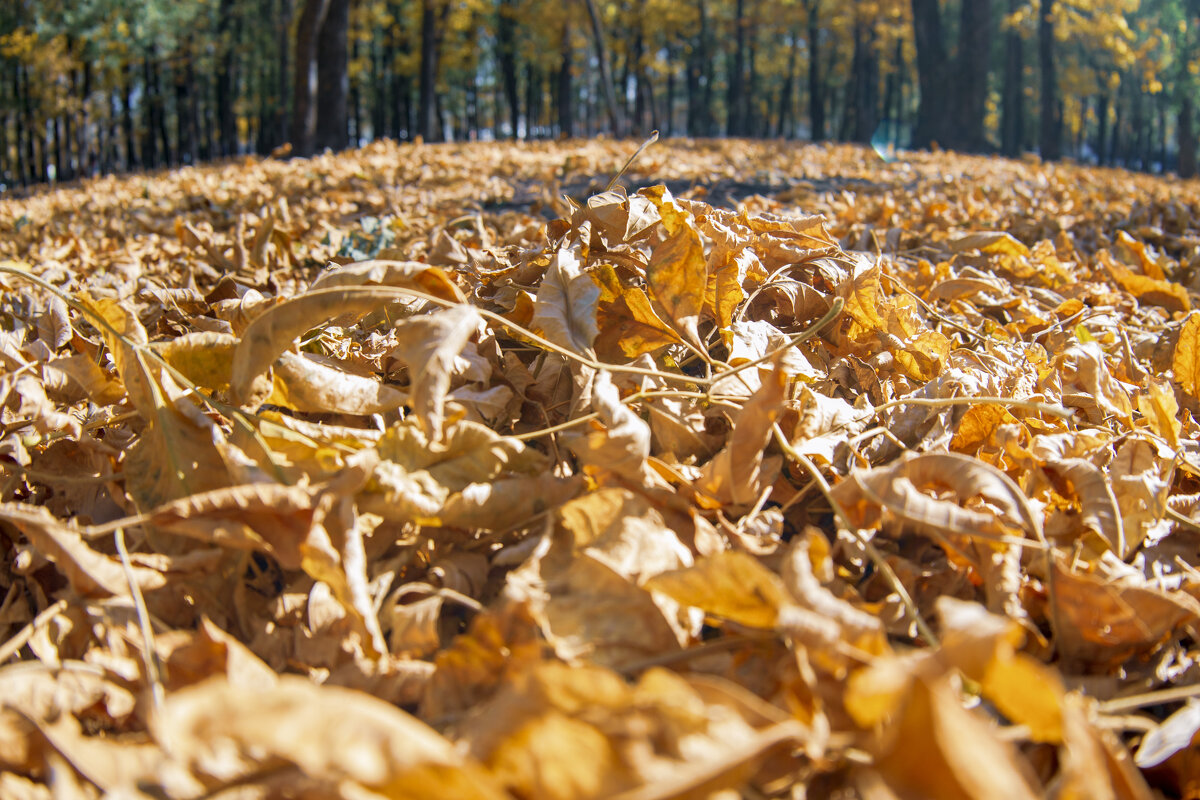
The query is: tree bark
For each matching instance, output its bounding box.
[1180,93,1196,178]
[910,0,948,149]
[806,0,824,140]
[176,47,199,165]
[1000,0,1023,156]
[316,0,350,150]
[216,0,239,157]
[121,60,137,170]
[496,0,521,137]
[1038,0,1060,160]
[277,0,293,146]
[776,29,799,138]
[418,0,445,141]
[557,20,574,137]
[846,13,878,143]
[291,0,332,157]
[953,0,991,151]
[727,0,746,135]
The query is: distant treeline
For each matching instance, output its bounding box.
[0,0,1196,189]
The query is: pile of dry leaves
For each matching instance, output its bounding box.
[2,138,1200,799]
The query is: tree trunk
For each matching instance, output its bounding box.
[496,0,521,137]
[910,0,948,149]
[1000,0,1023,156]
[292,0,331,157]
[727,0,746,135]
[746,14,760,135]
[953,0,991,151]
[316,0,350,150]
[583,0,623,135]
[557,20,574,137]
[0,111,9,188]
[847,14,878,143]
[1180,93,1196,178]
[664,43,677,135]
[632,25,648,133]
[78,60,92,176]
[1037,0,1059,160]
[1095,92,1109,166]
[418,0,443,141]
[806,0,824,140]
[277,0,293,146]
[121,60,137,170]
[142,53,160,168]
[777,30,799,138]
[216,0,239,157]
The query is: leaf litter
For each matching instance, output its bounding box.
[2,138,1200,798]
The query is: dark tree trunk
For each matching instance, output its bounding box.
[316,0,350,150]
[746,16,760,135]
[557,20,574,137]
[847,14,878,143]
[1038,0,1060,160]
[727,0,746,135]
[664,43,677,136]
[686,0,710,136]
[0,111,9,188]
[1180,93,1196,178]
[1095,92,1109,166]
[525,61,537,137]
[176,47,199,164]
[496,0,521,137]
[350,32,363,144]
[121,60,137,170]
[777,32,798,138]
[371,37,386,140]
[1000,0,1023,156]
[142,52,171,168]
[78,60,92,176]
[418,0,444,141]
[292,0,332,157]
[277,0,293,146]
[806,0,824,140]
[632,25,648,133]
[52,115,64,182]
[910,0,948,149]
[953,0,991,151]
[216,0,239,156]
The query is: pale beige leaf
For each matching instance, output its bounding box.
[530,247,601,355]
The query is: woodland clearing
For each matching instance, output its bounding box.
[2,138,1200,798]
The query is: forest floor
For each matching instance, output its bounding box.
[2,138,1200,799]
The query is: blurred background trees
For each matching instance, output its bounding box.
[0,0,1196,188]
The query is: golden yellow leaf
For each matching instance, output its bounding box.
[1137,378,1181,449]
[1173,312,1200,398]
[981,653,1065,744]
[1107,261,1190,312]
[950,404,1018,452]
[644,551,790,630]
[643,186,707,329]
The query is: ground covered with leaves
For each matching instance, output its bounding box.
[2,139,1200,799]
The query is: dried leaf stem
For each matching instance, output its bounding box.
[0,599,68,664]
[771,423,939,647]
[114,527,165,715]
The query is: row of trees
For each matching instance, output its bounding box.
[0,0,1197,189]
